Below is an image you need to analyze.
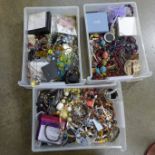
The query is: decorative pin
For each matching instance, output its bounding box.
[124,59,141,75]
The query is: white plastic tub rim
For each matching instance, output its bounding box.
[32,82,126,152]
[84,2,152,84]
[18,6,85,88]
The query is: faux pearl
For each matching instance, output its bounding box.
[56,102,64,111]
[68,117,72,122]
[94,95,98,99]
[61,99,66,104]
[65,91,69,96]
[67,106,72,112]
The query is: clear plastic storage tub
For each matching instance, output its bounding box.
[84,2,152,84]
[18,6,85,89]
[32,82,126,152]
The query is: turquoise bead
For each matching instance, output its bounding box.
[57,70,65,78]
[57,70,61,76]
[64,64,69,71]
[100,66,107,73]
[100,40,105,47]
[51,56,56,61]
[96,68,100,74]
[55,50,61,57]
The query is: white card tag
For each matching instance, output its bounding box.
[118,17,137,36]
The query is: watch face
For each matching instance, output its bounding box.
[104,32,115,43]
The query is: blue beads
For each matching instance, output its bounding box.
[96,68,100,74]
[100,66,107,73]
[64,64,69,71]
[57,70,65,79]
[60,70,65,77]
[96,66,107,74]
[100,40,105,47]
[51,56,56,61]
[57,70,61,76]
[55,50,61,57]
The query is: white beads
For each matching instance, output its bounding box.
[56,102,64,111]
[67,106,72,112]
[65,91,69,96]
[61,99,66,104]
